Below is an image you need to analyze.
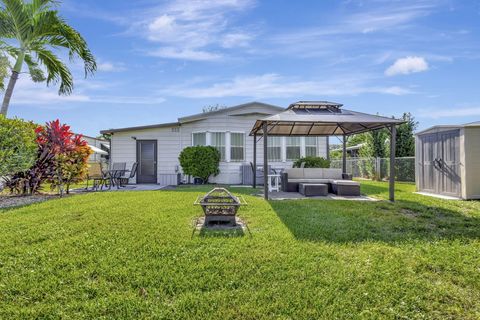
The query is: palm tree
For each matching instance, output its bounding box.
[0,0,96,116]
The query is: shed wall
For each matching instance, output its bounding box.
[463,127,480,199]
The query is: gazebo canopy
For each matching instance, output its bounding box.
[250,101,404,202]
[250,101,403,136]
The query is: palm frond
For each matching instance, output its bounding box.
[0,10,16,38]
[34,45,73,95]
[24,52,45,82]
[2,0,32,43]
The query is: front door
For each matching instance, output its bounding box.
[136,140,157,183]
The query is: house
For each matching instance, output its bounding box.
[100,102,329,185]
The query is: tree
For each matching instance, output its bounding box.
[395,112,417,157]
[0,115,37,177]
[358,128,388,179]
[0,0,96,116]
[293,156,330,168]
[202,104,227,113]
[179,146,220,184]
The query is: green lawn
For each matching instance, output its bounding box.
[0,181,479,319]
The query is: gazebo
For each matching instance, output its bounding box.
[249,101,404,201]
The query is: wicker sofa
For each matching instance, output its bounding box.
[281,168,360,196]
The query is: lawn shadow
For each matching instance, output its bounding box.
[270,198,480,244]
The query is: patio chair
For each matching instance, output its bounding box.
[85,162,108,191]
[119,162,138,187]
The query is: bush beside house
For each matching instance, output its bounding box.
[0,115,37,178]
[6,120,92,195]
[293,156,330,168]
[179,146,220,184]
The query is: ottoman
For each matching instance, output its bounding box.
[332,180,360,196]
[299,183,328,197]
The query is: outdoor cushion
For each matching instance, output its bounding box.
[332,180,360,186]
[289,178,331,184]
[286,168,304,179]
[322,168,343,180]
[303,168,324,179]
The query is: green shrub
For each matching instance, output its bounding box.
[6,120,92,195]
[179,146,220,184]
[293,156,330,168]
[0,115,37,177]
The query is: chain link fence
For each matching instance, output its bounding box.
[330,157,415,182]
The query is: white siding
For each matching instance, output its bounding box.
[109,103,328,185]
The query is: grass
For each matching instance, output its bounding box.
[0,181,479,319]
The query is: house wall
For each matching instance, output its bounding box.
[109,104,328,185]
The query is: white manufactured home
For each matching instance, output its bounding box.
[101,102,328,185]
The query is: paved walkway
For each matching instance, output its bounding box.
[73,184,167,193]
[256,191,377,201]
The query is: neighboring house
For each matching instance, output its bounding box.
[81,135,110,163]
[100,102,328,185]
[330,143,365,158]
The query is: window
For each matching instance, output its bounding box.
[305,137,317,157]
[267,137,282,161]
[286,137,301,160]
[192,132,206,146]
[230,133,244,161]
[211,132,226,161]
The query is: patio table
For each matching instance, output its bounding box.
[107,169,129,189]
[268,174,281,192]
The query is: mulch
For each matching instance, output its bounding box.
[0,194,60,210]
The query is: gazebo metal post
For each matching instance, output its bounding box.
[253,132,257,188]
[389,124,397,202]
[342,134,347,175]
[263,122,269,200]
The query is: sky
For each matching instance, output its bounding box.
[6,0,480,136]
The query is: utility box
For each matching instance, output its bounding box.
[415,122,480,199]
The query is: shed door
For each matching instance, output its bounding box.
[438,130,461,197]
[419,130,460,197]
[420,133,437,193]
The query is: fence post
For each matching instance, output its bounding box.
[376,157,381,179]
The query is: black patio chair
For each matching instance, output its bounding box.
[119,162,138,187]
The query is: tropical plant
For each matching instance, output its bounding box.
[0,0,96,116]
[6,119,91,195]
[179,146,220,184]
[0,115,37,178]
[293,156,330,168]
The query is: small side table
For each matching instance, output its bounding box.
[268,174,281,192]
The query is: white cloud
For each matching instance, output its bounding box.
[97,61,126,72]
[10,76,164,106]
[385,56,429,76]
[159,73,412,98]
[419,107,480,119]
[221,32,252,48]
[148,48,221,61]
[134,0,255,60]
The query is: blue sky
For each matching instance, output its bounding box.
[7,0,480,136]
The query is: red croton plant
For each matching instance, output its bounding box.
[7,120,92,195]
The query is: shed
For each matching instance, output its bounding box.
[415,121,480,199]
